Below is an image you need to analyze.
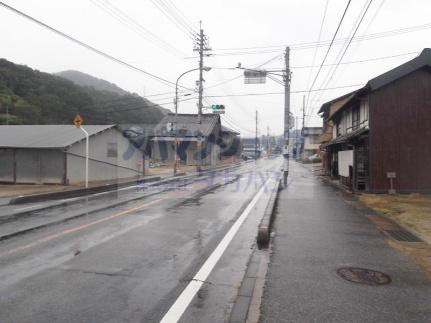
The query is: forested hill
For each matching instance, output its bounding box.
[0,59,170,125]
[56,70,129,96]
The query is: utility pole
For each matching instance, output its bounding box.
[296,116,299,159]
[267,125,270,154]
[194,22,211,172]
[301,95,306,160]
[302,95,306,130]
[283,47,291,185]
[255,110,258,159]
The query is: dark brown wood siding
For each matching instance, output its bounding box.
[369,68,431,192]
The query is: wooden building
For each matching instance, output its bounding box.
[319,48,431,193]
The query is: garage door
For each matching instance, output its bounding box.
[0,149,14,183]
[15,149,64,184]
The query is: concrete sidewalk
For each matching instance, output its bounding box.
[259,161,431,323]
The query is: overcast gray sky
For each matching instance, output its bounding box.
[1,0,431,136]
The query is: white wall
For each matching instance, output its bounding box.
[338,150,353,177]
[66,128,143,184]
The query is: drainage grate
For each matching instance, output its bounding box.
[336,267,391,285]
[386,230,422,242]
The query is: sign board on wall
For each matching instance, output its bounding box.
[338,150,353,177]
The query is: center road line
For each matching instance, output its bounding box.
[159,177,272,323]
[0,198,164,259]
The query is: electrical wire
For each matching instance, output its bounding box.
[197,21,431,58]
[306,0,372,118]
[161,0,198,32]
[305,0,352,111]
[204,83,363,98]
[305,0,330,91]
[205,53,282,90]
[90,0,187,58]
[0,1,192,91]
[307,0,375,122]
[290,51,419,68]
[150,0,196,40]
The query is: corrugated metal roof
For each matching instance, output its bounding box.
[0,125,115,148]
[154,113,220,137]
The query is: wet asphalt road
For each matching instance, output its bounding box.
[259,161,431,323]
[0,158,281,323]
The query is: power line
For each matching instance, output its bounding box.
[290,51,419,68]
[197,21,431,57]
[307,0,374,123]
[101,95,197,114]
[205,53,282,90]
[90,0,186,58]
[0,1,191,90]
[204,83,363,98]
[267,74,285,86]
[305,0,330,91]
[150,0,196,40]
[306,0,371,119]
[326,0,374,86]
[305,0,352,115]
[162,0,198,32]
[306,0,386,122]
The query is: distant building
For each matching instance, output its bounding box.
[121,114,243,166]
[319,48,431,192]
[220,126,241,157]
[0,125,143,185]
[151,113,222,166]
[302,127,322,158]
[241,137,261,159]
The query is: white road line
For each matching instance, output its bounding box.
[159,177,272,323]
[14,204,42,211]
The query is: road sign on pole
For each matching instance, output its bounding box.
[244,70,267,84]
[73,114,83,128]
[73,114,89,188]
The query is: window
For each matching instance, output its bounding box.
[308,135,319,144]
[352,107,360,130]
[360,97,369,125]
[107,142,118,157]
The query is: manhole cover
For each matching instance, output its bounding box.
[336,267,391,285]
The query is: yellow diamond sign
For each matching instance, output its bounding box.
[73,114,83,128]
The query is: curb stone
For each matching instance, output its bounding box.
[256,173,282,247]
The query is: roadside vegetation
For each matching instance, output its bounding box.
[360,193,431,243]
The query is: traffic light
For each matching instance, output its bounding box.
[211,104,225,111]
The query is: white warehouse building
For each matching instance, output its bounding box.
[0,125,143,185]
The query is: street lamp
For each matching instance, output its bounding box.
[174,66,211,175]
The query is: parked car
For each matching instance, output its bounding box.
[308,154,321,162]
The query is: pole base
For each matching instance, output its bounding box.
[283,170,288,186]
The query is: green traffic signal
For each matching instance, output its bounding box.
[210,104,225,110]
